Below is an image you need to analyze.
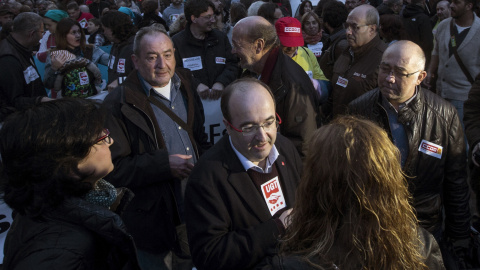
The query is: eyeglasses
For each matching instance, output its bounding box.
[95,129,112,144]
[378,64,421,79]
[198,13,215,21]
[68,30,82,36]
[343,22,371,32]
[225,113,282,136]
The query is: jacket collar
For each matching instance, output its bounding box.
[184,23,219,47]
[350,34,382,60]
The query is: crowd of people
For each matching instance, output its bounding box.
[0,0,480,269]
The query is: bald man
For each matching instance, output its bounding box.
[329,5,387,118]
[231,16,318,159]
[185,78,301,270]
[349,41,471,260]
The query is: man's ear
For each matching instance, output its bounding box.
[254,38,265,54]
[131,53,138,69]
[416,70,428,85]
[223,119,231,135]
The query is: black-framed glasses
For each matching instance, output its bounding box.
[95,129,112,144]
[378,64,421,79]
[343,22,371,32]
[225,113,282,137]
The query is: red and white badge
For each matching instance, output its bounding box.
[261,176,286,216]
[79,71,89,85]
[215,57,226,64]
[336,76,348,88]
[418,139,443,159]
[117,58,126,73]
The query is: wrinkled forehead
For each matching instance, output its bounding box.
[347,9,367,24]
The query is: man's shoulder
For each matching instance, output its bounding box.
[349,88,380,110]
[437,17,452,31]
[420,88,457,117]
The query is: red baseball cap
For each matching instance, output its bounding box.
[275,17,304,47]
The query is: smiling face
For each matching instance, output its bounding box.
[225,82,277,167]
[231,27,258,72]
[193,6,216,33]
[132,33,176,88]
[66,25,82,49]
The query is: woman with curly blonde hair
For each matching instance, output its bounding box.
[268,116,444,270]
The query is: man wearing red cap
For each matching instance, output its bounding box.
[231,15,318,159]
[275,16,329,104]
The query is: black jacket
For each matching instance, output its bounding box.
[349,88,471,239]
[107,35,135,84]
[402,4,434,65]
[185,135,302,270]
[0,35,47,122]
[3,195,140,270]
[103,68,209,252]
[172,24,240,88]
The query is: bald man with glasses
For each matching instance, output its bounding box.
[349,41,472,264]
[328,4,388,119]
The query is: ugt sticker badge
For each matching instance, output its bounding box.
[261,176,286,216]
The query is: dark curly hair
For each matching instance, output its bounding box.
[0,98,106,218]
[380,14,405,43]
[184,0,215,23]
[101,10,136,42]
[321,0,348,29]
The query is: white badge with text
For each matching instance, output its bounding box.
[79,71,89,85]
[117,58,126,73]
[261,176,286,216]
[23,65,39,84]
[336,76,349,88]
[215,57,226,64]
[418,139,443,159]
[109,55,115,69]
[306,70,313,79]
[307,43,323,57]
[182,56,202,71]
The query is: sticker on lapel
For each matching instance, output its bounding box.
[336,76,348,88]
[261,176,286,216]
[215,57,226,64]
[418,139,443,159]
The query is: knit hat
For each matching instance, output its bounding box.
[44,10,69,22]
[118,7,136,24]
[275,17,303,47]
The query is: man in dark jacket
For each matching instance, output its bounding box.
[185,78,301,270]
[172,0,239,100]
[349,41,472,263]
[231,16,318,158]
[330,5,388,117]
[0,12,49,122]
[103,24,210,270]
[402,0,434,66]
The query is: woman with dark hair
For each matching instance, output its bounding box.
[101,10,137,91]
[301,12,325,59]
[44,18,109,98]
[137,0,169,31]
[257,2,283,25]
[380,14,406,45]
[1,98,140,269]
[297,0,312,20]
[268,116,445,269]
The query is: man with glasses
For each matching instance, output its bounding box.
[172,0,239,101]
[329,4,387,118]
[0,12,50,122]
[185,78,301,270]
[349,41,472,264]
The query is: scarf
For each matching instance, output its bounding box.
[302,31,322,45]
[83,179,118,208]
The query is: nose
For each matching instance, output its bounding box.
[155,56,166,68]
[254,125,269,142]
[385,72,396,83]
[345,26,353,35]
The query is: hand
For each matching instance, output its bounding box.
[211,82,224,100]
[107,80,118,92]
[279,208,293,228]
[196,83,210,100]
[423,73,435,90]
[40,97,54,102]
[50,52,68,71]
[472,143,480,167]
[169,154,194,179]
[310,78,321,100]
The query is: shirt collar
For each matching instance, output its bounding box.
[381,87,418,113]
[139,72,181,97]
[229,136,279,173]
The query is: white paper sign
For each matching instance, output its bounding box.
[261,176,286,216]
[201,98,225,144]
[109,55,116,69]
[307,42,323,57]
[336,76,348,88]
[182,56,203,71]
[79,71,89,85]
[23,65,39,84]
[117,58,126,73]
